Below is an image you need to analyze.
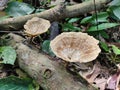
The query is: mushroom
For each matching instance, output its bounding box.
[24,17,51,37]
[50,32,101,63]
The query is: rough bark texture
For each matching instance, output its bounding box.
[7,33,96,90]
[0,0,111,30]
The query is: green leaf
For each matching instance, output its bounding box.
[0,46,16,65]
[0,76,34,90]
[99,31,109,39]
[110,6,120,19]
[35,8,46,13]
[112,45,120,55]
[68,18,80,23]
[42,40,55,56]
[92,12,109,24]
[87,23,119,31]
[17,0,23,2]
[62,23,81,32]
[109,0,120,6]
[100,42,109,52]
[81,12,109,24]
[80,16,92,24]
[5,1,35,17]
[10,0,23,2]
[87,31,99,37]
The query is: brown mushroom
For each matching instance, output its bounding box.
[24,17,51,37]
[50,32,101,63]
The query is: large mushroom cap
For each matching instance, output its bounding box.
[50,32,101,63]
[24,17,50,36]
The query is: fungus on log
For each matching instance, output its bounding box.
[24,17,51,37]
[50,32,101,63]
[7,33,96,90]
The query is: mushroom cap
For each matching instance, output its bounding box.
[24,17,51,36]
[50,32,101,63]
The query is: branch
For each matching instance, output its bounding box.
[0,0,111,30]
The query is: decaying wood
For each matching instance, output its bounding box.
[0,0,111,30]
[7,33,96,90]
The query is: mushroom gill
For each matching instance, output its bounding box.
[50,32,101,63]
[24,17,51,37]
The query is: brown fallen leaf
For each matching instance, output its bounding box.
[85,63,101,83]
[94,77,107,90]
[79,62,110,90]
[106,70,120,90]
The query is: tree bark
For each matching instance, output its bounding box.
[0,0,111,30]
[7,33,96,90]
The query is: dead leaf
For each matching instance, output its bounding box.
[79,62,110,90]
[85,62,101,83]
[106,70,120,90]
[0,0,8,10]
[94,77,107,90]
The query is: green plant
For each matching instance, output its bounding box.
[0,46,16,65]
[100,42,120,63]
[61,17,81,32]
[80,11,119,39]
[5,1,35,17]
[41,40,55,56]
[0,76,37,90]
[108,0,120,20]
[81,12,109,25]
[39,0,51,6]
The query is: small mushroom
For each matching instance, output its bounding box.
[24,17,51,37]
[50,32,101,63]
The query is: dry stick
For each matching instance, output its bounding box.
[0,0,111,30]
[8,33,96,90]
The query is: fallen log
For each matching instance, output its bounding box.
[0,0,111,30]
[7,33,96,90]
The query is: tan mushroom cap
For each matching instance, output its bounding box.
[50,32,101,63]
[24,17,51,36]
